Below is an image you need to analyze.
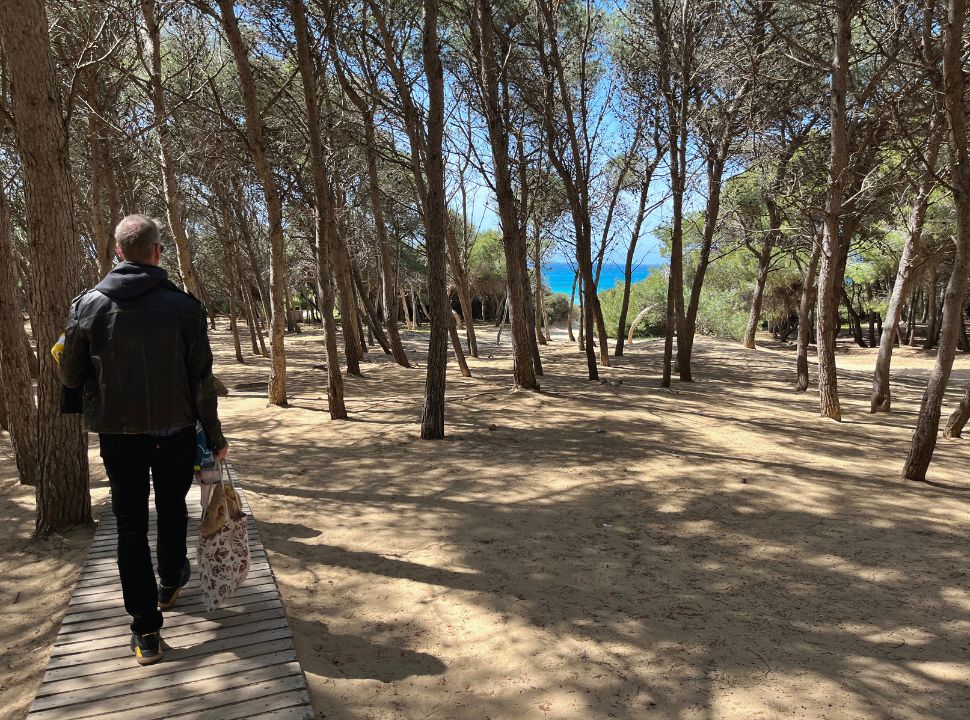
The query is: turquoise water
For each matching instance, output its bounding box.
[540,261,654,295]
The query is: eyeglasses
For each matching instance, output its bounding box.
[155,242,165,255]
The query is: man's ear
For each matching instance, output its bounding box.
[115,245,124,260]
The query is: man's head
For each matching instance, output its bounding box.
[115,214,163,265]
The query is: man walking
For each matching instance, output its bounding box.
[60,214,227,665]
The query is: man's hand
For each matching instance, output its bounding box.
[215,442,229,461]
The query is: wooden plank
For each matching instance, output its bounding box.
[30,650,298,711]
[51,608,286,657]
[36,640,297,696]
[54,592,283,638]
[29,662,303,720]
[27,464,313,720]
[183,690,314,720]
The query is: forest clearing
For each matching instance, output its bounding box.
[5,0,970,717]
[3,327,970,720]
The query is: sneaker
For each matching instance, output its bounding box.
[158,559,191,609]
[130,632,163,665]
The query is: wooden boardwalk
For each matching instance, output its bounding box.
[27,463,314,720]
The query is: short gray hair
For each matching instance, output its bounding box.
[115,214,161,263]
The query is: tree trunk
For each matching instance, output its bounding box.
[449,314,471,378]
[814,0,853,421]
[471,0,539,389]
[0,186,40,486]
[795,241,821,392]
[615,180,651,357]
[140,0,201,297]
[842,287,868,348]
[419,0,449,439]
[903,0,970,481]
[0,0,91,532]
[922,261,939,350]
[352,267,392,355]
[288,0,346,419]
[567,271,577,342]
[743,235,775,349]
[82,76,114,278]
[217,0,287,406]
[533,227,547,345]
[943,385,970,438]
[870,119,942,410]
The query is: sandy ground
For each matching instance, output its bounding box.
[3,325,970,720]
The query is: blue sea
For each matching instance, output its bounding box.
[540,261,655,295]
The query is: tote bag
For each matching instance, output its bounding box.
[197,464,250,611]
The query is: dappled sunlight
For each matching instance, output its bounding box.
[203,323,970,718]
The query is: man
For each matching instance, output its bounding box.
[60,214,228,665]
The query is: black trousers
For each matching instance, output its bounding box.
[99,427,195,634]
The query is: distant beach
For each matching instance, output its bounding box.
[540,261,655,295]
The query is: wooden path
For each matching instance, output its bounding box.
[27,463,314,720]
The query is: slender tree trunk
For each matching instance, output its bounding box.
[795,241,821,392]
[140,0,201,297]
[83,77,114,278]
[217,0,287,406]
[922,261,939,350]
[0,0,90,532]
[419,0,449,439]
[903,0,970,480]
[870,122,941,410]
[743,234,776,349]
[289,0,346,418]
[0,186,40,486]
[352,267,392,355]
[815,0,853,420]
[615,180,650,357]
[533,229,547,345]
[567,271,577,342]
[449,315,471,378]
[361,112,409,366]
[471,0,539,388]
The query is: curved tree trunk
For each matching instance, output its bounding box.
[903,0,970,481]
[217,0,287,406]
[870,120,941,411]
[0,0,91,532]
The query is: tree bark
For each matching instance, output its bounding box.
[217,0,288,406]
[419,0,449,439]
[903,0,970,481]
[815,0,853,421]
[743,225,776,349]
[0,0,91,533]
[0,185,40,486]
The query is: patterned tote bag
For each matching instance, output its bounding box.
[197,464,250,611]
